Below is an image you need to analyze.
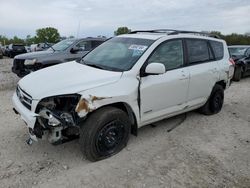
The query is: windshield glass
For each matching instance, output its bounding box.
[48,39,75,51]
[80,37,154,71]
[229,47,248,56]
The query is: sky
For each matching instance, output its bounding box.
[0,0,250,38]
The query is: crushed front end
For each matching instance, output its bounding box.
[13,85,83,145]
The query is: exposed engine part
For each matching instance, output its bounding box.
[38,108,76,127]
[34,95,82,144]
[63,126,79,137]
[39,109,61,127]
[60,112,75,125]
[48,126,64,144]
[26,138,33,145]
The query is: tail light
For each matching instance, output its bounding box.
[228,58,235,79]
[229,58,235,65]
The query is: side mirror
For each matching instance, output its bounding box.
[145,63,166,75]
[70,47,81,53]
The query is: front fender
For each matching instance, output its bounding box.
[75,94,113,117]
[75,88,140,126]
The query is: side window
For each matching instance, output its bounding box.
[76,41,90,51]
[210,41,224,60]
[186,39,210,64]
[147,40,184,71]
[245,48,250,57]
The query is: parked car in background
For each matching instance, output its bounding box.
[25,46,31,53]
[6,44,27,58]
[30,43,53,52]
[228,45,250,81]
[12,37,106,77]
[12,30,234,161]
[0,47,3,59]
[2,45,9,56]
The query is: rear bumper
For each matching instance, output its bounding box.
[12,93,38,141]
[12,59,26,77]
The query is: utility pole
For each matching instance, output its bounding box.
[76,21,81,38]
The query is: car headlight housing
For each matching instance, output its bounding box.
[25,59,37,65]
[36,94,81,127]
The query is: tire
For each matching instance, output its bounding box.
[199,84,224,115]
[233,66,242,82]
[9,52,13,58]
[79,107,131,161]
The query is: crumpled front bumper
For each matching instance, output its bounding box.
[12,92,38,141]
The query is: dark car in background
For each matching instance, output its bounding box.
[228,45,250,81]
[0,47,3,59]
[2,45,9,56]
[12,37,106,77]
[6,44,27,58]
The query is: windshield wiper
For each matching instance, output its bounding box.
[84,63,104,70]
[45,42,55,52]
[81,60,123,72]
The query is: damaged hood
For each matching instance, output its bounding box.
[18,61,122,100]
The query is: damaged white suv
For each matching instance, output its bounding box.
[13,30,234,161]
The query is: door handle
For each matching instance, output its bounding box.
[179,77,188,80]
[179,74,188,80]
[211,68,218,73]
[180,70,189,80]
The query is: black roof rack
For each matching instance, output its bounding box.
[129,29,220,39]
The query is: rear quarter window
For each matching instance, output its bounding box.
[209,41,224,60]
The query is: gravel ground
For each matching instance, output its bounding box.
[0,58,250,188]
[0,57,19,91]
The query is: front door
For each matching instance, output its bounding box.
[66,40,90,62]
[140,39,190,124]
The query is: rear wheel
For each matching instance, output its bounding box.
[199,84,224,115]
[233,66,242,81]
[79,107,131,161]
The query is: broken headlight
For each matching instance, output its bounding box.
[36,94,81,127]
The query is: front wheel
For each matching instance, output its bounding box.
[199,84,224,115]
[79,107,131,161]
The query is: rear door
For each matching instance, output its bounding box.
[185,39,220,107]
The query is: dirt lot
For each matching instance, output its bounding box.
[0,58,250,188]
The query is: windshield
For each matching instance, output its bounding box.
[229,47,248,56]
[48,39,76,51]
[80,37,154,71]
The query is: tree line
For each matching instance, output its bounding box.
[210,31,250,45]
[0,27,61,46]
[1,26,250,46]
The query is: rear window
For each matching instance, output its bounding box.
[210,41,224,60]
[186,39,210,64]
[13,45,25,50]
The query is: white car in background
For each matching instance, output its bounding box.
[12,30,234,161]
[30,43,52,52]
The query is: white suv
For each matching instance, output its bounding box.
[12,30,234,161]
